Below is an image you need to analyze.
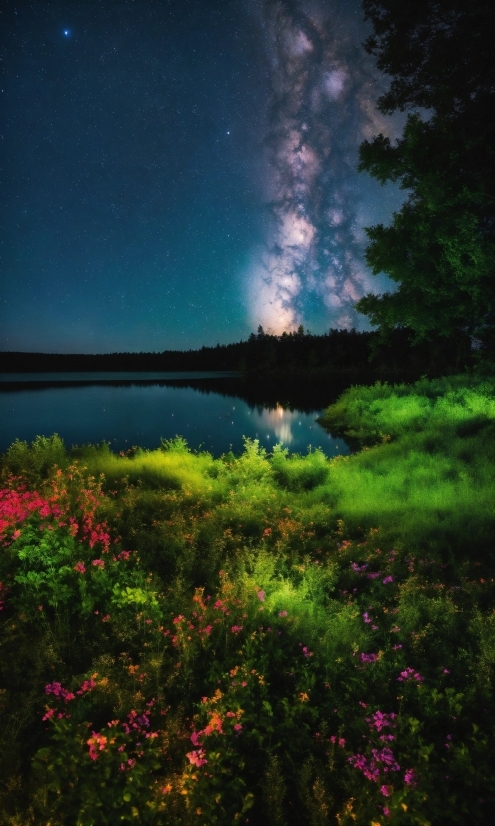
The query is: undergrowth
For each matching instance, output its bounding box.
[0,374,493,824]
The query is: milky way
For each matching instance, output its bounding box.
[246,0,402,335]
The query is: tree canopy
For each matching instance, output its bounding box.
[355,0,495,352]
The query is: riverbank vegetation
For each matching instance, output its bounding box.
[1,373,494,824]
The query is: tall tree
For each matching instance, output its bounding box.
[355,0,495,352]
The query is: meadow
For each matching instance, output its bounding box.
[0,373,494,825]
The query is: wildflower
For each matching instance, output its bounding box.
[74,561,86,573]
[45,682,75,701]
[231,625,243,633]
[298,692,309,702]
[392,644,402,650]
[278,610,288,617]
[87,731,108,760]
[42,707,55,721]
[380,785,391,796]
[383,807,391,817]
[363,612,372,623]
[257,590,265,602]
[382,576,394,584]
[76,678,96,695]
[366,711,397,732]
[404,769,417,787]
[360,652,378,663]
[92,559,105,569]
[397,667,423,683]
[233,723,242,731]
[186,749,208,767]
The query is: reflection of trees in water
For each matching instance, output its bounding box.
[0,374,375,414]
[159,376,371,413]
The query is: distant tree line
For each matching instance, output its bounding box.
[0,325,472,377]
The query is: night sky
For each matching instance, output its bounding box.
[1,0,406,354]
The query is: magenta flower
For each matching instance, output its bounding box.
[382,576,394,584]
[257,590,265,602]
[278,610,288,617]
[360,652,378,663]
[92,558,105,568]
[380,784,391,796]
[45,682,75,701]
[404,768,417,787]
[397,667,423,682]
[365,710,397,732]
[186,748,208,767]
[73,561,86,574]
[231,625,243,633]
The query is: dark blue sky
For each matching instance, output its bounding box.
[0,0,405,353]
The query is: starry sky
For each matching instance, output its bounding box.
[0,0,406,354]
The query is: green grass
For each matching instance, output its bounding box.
[0,373,494,825]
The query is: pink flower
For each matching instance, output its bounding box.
[257,590,265,602]
[380,785,391,796]
[87,731,108,760]
[74,561,86,573]
[360,652,378,663]
[92,559,105,569]
[233,723,243,731]
[404,768,417,787]
[186,749,208,767]
[365,710,397,733]
[397,667,423,682]
[231,625,243,633]
[278,610,288,617]
[382,576,394,584]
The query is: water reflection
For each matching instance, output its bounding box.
[0,375,350,458]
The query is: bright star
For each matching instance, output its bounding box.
[64,30,70,36]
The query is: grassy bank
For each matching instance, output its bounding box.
[0,374,494,824]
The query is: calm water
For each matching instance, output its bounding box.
[0,372,350,458]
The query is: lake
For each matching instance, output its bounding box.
[0,372,351,458]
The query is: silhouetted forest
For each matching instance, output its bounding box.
[0,326,473,378]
